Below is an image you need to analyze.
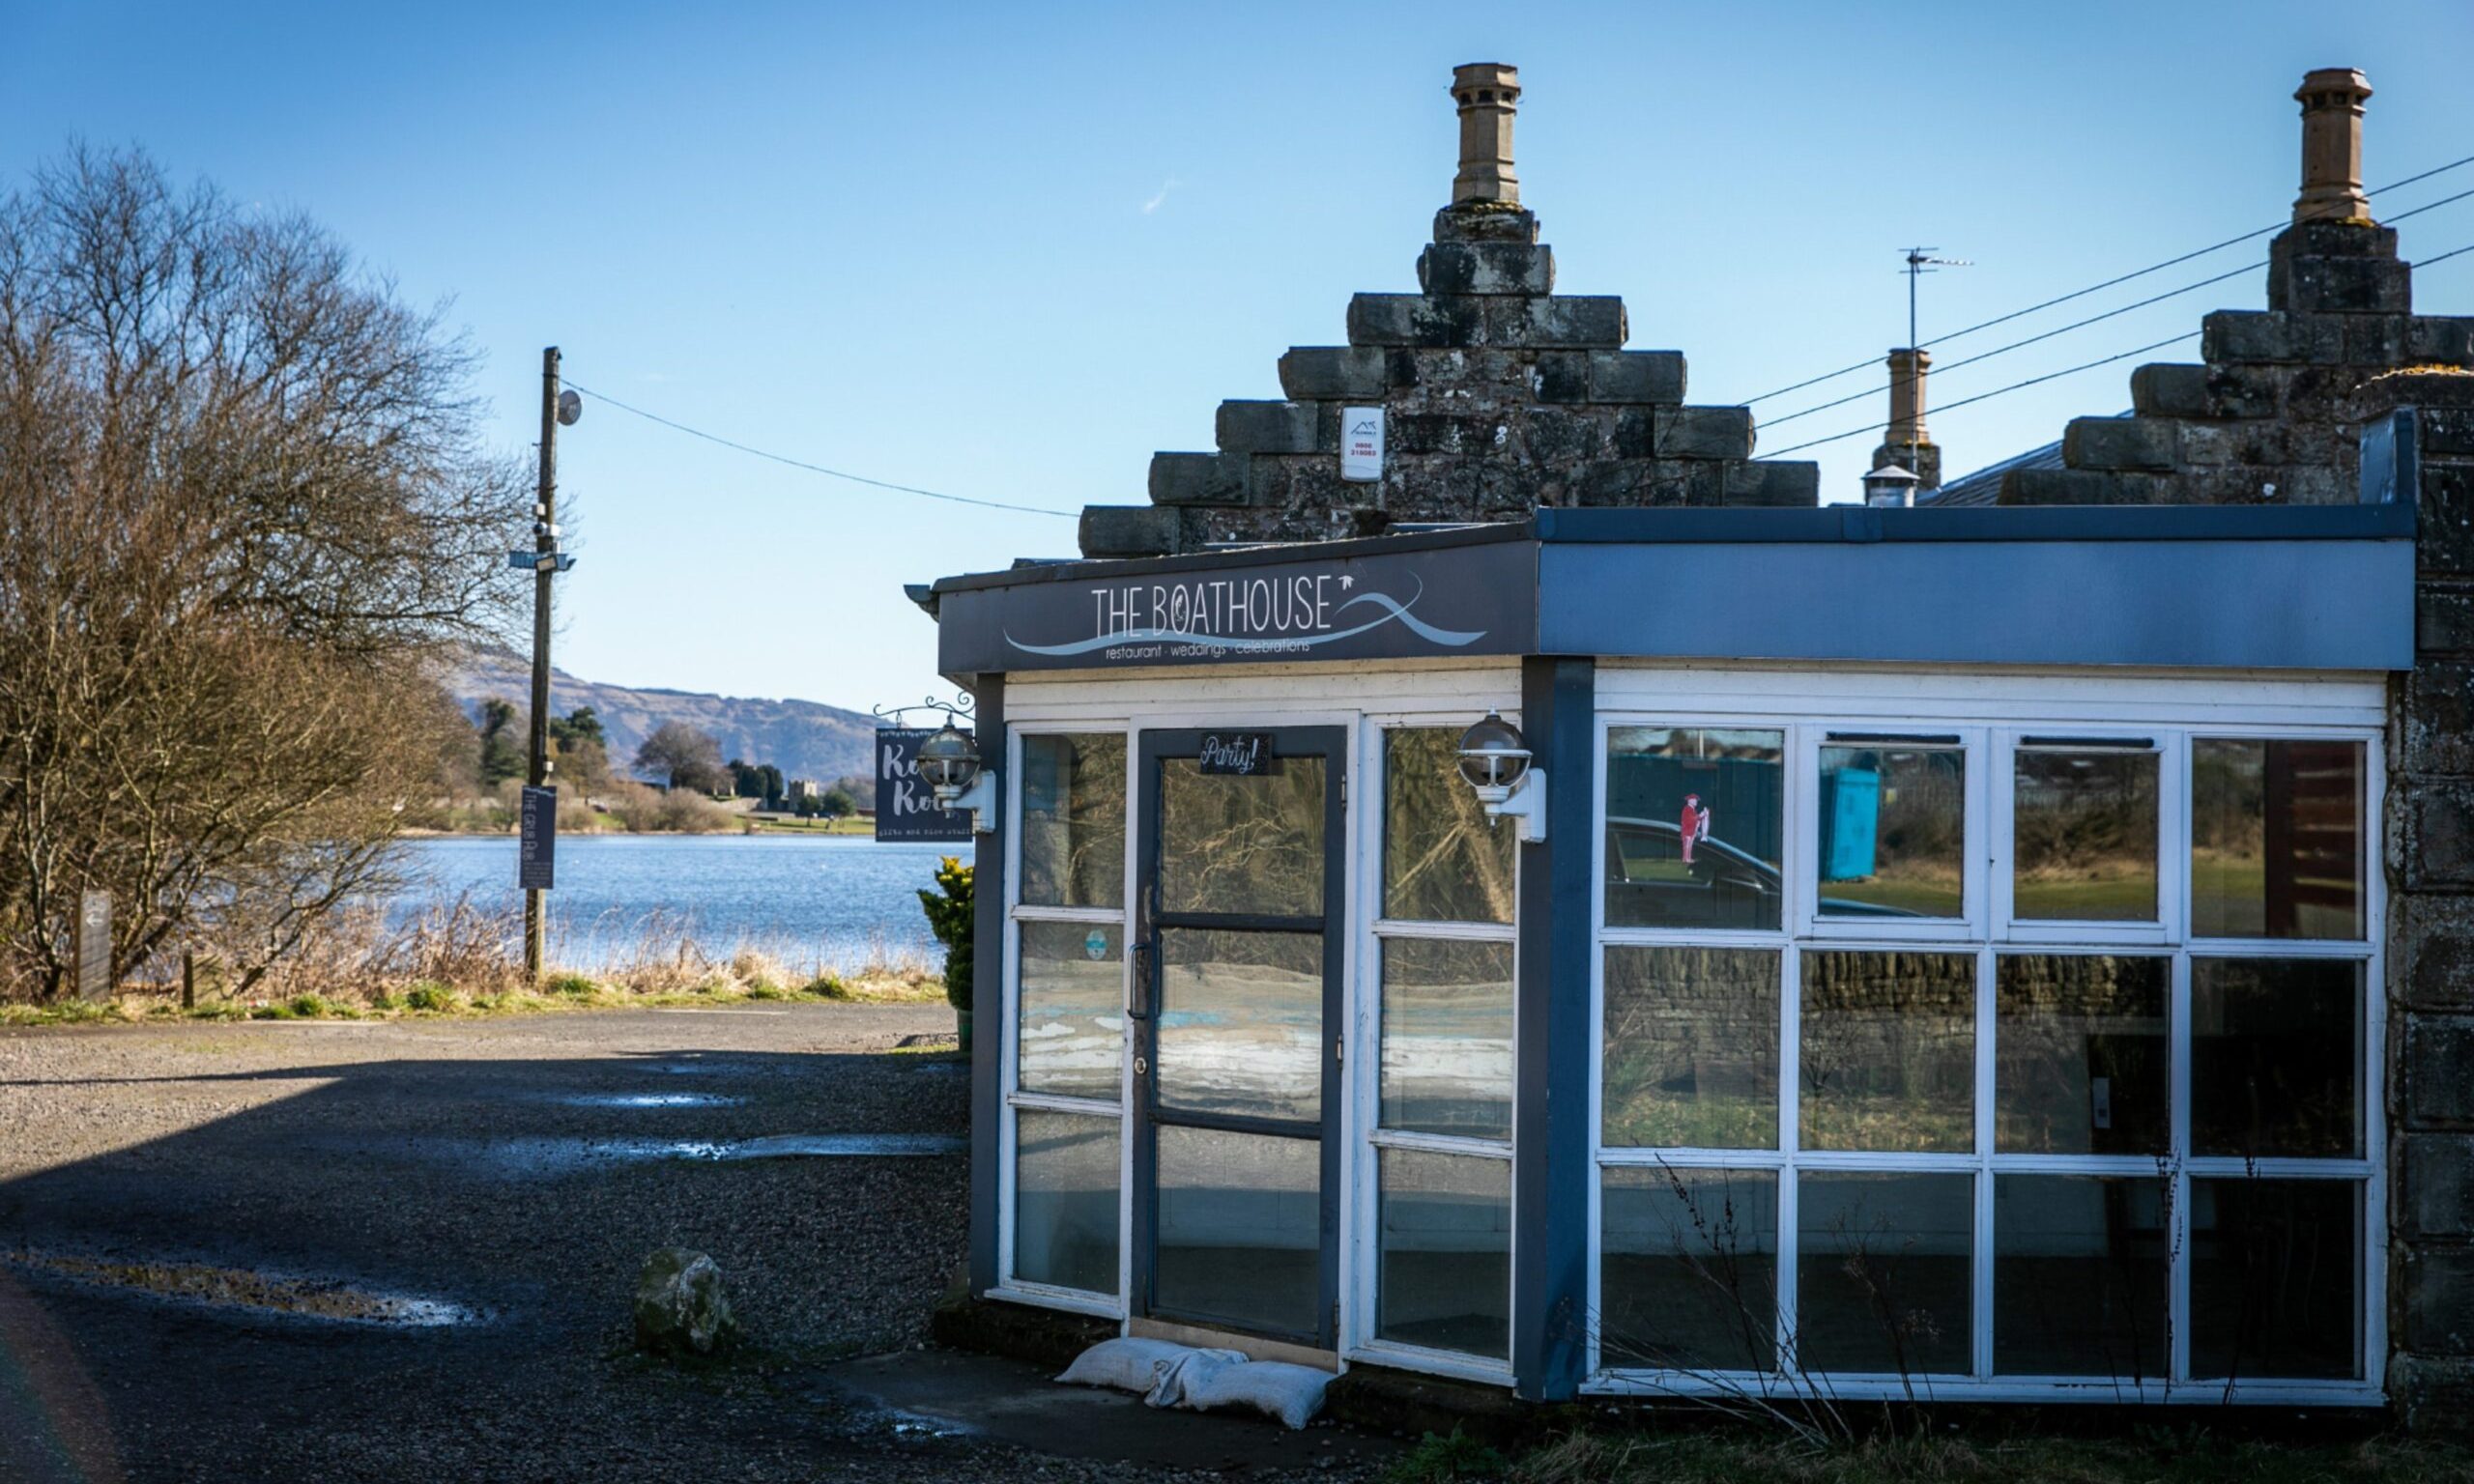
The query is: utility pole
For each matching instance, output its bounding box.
[524,346,561,982]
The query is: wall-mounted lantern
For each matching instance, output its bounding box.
[916,720,997,834]
[1456,710,1546,842]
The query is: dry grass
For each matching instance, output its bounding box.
[1388,1428,2474,1484]
[0,897,942,1026]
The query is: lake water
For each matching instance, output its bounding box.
[393,835,960,972]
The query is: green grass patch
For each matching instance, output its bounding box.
[544,972,598,997]
[400,983,460,1013]
[1386,1429,1510,1484]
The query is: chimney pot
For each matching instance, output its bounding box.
[2293,67,2373,225]
[1451,62,1521,207]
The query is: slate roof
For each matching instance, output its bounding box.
[1921,412,2129,506]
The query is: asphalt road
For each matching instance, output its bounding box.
[0,1006,1388,1483]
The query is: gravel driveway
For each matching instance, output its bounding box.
[0,1007,1387,1482]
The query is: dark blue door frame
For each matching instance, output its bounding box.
[966,674,1007,1298]
[1130,727,1348,1351]
[1513,656,1596,1399]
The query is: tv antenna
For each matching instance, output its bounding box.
[1901,246,1972,349]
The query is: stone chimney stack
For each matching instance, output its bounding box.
[2293,68,2374,224]
[1870,348,1942,491]
[1451,63,1521,206]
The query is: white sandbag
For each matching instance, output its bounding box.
[1158,1356,1333,1430]
[1140,1345,1246,1409]
[1054,1337,1246,1396]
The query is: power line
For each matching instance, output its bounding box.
[1768,182,2474,432]
[1761,329,2201,459]
[1742,152,2474,406]
[561,379,1081,518]
[1763,258,2262,430]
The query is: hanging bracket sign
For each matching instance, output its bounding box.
[875,728,974,842]
[1196,732,1274,776]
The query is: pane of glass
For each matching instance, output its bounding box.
[1799,951,1975,1153]
[1018,921,1124,1101]
[2192,958,2363,1158]
[1602,947,1779,1150]
[2012,748,2159,922]
[1818,742,1967,919]
[1605,727,1786,931]
[1377,1149,1510,1359]
[1796,1172,1973,1376]
[1380,938,1513,1140]
[1019,733,1127,908]
[1994,1175,2169,1379]
[1384,728,1516,925]
[1995,955,2170,1156]
[1599,1167,1778,1373]
[1155,1126,1319,1337]
[1157,928,1322,1123]
[1014,1110,1119,1296]
[1160,756,1325,917]
[2192,739,2365,940]
[2190,1179,2361,1381]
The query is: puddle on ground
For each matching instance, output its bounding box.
[3,1248,483,1327]
[337,1131,967,1178]
[550,1092,746,1109]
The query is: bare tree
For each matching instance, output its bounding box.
[0,144,530,997]
[633,721,727,793]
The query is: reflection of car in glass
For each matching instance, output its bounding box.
[1604,816,1919,920]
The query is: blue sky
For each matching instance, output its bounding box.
[7,2,2471,711]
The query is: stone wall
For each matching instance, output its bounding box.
[1078,202,1819,557]
[2360,372,2474,1429]
[2000,223,2474,506]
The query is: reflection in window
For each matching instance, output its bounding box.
[1384,728,1515,925]
[1601,947,1778,1150]
[1019,733,1127,908]
[1604,728,1785,931]
[1600,1167,1777,1373]
[2192,958,2362,1158]
[1377,1149,1510,1359]
[1157,929,1323,1123]
[1994,1175,2169,1379]
[2190,1179,2360,1381]
[1160,756,1325,917]
[1819,741,1966,919]
[2192,739,2364,940]
[1796,1172,1973,1375]
[1995,955,2169,1155]
[1017,921,1124,1101]
[1799,951,1974,1153]
[1155,1126,1320,1338]
[1380,938,1513,1140]
[1014,1110,1119,1296]
[2013,745,2159,922]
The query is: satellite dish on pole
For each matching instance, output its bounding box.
[557,388,584,426]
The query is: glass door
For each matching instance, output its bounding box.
[1130,727,1345,1348]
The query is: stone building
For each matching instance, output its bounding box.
[1079,63,1819,559]
[915,62,2471,1428]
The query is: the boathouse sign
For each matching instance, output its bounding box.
[935,538,1533,673]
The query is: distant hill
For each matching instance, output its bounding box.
[446,647,878,785]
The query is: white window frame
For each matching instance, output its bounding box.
[1585,673,2386,1407]
[1353,713,1522,1387]
[993,661,1526,1381]
[992,721,1136,1318]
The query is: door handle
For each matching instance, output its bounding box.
[1126,879,1160,1021]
